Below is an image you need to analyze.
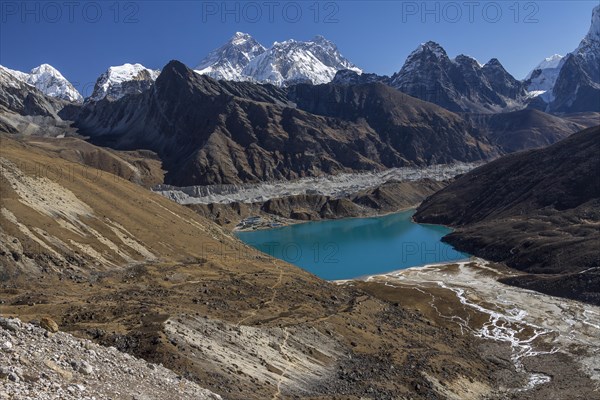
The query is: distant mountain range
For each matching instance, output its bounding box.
[1,5,597,115]
[72,61,586,186]
[75,61,494,186]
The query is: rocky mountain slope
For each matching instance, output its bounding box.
[195,33,360,86]
[414,126,600,305]
[76,61,495,186]
[0,68,76,136]
[464,108,584,153]
[0,317,221,400]
[288,82,584,154]
[0,68,67,119]
[0,64,82,103]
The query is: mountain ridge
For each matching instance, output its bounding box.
[414,126,600,305]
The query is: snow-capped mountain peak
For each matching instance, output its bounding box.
[194,32,266,81]
[415,41,448,59]
[535,54,564,71]
[547,4,600,113]
[584,4,600,43]
[0,63,83,103]
[241,35,361,86]
[525,54,565,102]
[195,33,360,86]
[230,31,255,45]
[453,54,484,68]
[89,63,160,102]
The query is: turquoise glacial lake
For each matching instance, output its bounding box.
[236,210,469,280]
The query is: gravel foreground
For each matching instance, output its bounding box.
[0,317,221,400]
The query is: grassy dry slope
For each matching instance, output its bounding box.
[1,134,530,399]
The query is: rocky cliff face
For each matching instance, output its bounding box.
[550,53,600,113]
[388,42,528,113]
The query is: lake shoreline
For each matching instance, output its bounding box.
[236,209,468,281]
[232,205,419,232]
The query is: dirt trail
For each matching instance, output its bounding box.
[236,260,285,327]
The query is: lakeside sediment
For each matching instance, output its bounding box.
[347,259,600,398]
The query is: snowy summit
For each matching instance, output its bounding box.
[0,64,83,103]
[194,33,361,86]
[89,63,160,102]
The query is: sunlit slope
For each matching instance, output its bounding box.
[0,134,242,278]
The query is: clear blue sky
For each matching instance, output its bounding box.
[1,1,596,97]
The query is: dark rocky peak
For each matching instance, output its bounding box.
[332,70,390,86]
[482,58,526,99]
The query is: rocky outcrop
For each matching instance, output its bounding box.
[0,317,221,399]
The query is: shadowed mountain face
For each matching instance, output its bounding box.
[287,82,495,163]
[289,84,585,154]
[76,61,496,186]
[463,109,585,153]
[414,126,600,305]
[387,42,528,113]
